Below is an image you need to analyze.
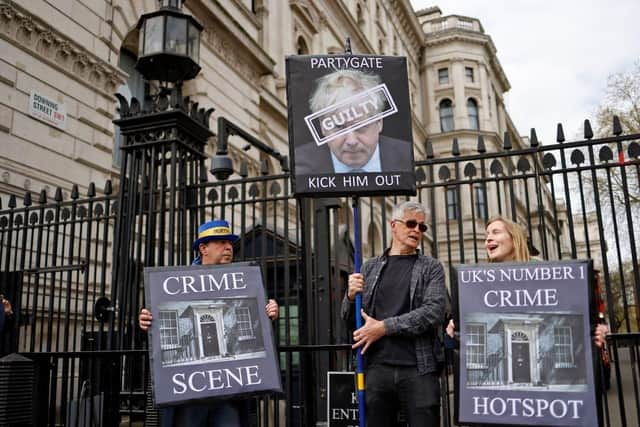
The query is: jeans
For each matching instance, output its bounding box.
[365,364,440,427]
[161,400,242,427]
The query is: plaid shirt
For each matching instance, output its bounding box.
[341,249,446,374]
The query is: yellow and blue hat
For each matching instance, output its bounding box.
[192,220,239,250]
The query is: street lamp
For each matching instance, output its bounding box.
[136,0,203,83]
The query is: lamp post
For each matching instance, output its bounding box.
[135,0,203,84]
[109,0,215,364]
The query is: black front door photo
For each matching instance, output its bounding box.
[202,322,220,357]
[512,342,530,383]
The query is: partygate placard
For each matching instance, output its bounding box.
[144,262,282,407]
[453,260,600,427]
[286,54,416,197]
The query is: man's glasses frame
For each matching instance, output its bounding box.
[394,219,428,232]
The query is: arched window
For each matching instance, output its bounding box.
[439,99,454,132]
[468,98,479,130]
[200,314,215,322]
[511,331,529,342]
[296,36,309,55]
[357,4,364,26]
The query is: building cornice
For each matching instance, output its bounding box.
[0,0,127,98]
[290,0,320,34]
[388,0,425,53]
[329,1,374,53]
[259,86,287,122]
[190,0,276,87]
[425,29,510,92]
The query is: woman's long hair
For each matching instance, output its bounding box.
[486,215,531,262]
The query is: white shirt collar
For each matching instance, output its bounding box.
[331,144,381,173]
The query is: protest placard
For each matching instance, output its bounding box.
[286,54,416,197]
[144,262,282,407]
[452,260,600,426]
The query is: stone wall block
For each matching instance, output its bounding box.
[0,103,12,133]
[12,111,75,157]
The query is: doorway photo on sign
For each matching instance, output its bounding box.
[463,312,587,391]
[158,297,266,368]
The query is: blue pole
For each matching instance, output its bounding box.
[352,196,365,427]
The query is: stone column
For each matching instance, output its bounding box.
[451,58,467,129]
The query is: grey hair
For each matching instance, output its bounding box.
[309,69,384,113]
[392,201,427,220]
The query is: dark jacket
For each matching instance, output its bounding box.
[341,249,447,374]
[295,134,413,175]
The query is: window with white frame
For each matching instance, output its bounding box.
[446,187,458,220]
[297,36,309,55]
[438,68,449,84]
[439,99,454,132]
[467,98,479,130]
[554,326,574,367]
[236,307,254,340]
[159,310,179,349]
[474,184,487,220]
[466,323,487,369]
[465,67,475,83]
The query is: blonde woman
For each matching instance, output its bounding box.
[446,216,607,347]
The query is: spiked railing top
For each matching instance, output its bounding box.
[529,128,539,147]
[115,85,214,130]
[556,123,565,143]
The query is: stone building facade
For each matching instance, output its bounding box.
[0,0,568,258]
[416,7,565,260]
[0,0,425,200]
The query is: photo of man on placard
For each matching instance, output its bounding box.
[286,54,416,197]
[295,69,412,175]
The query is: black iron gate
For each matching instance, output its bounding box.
[0,116,639,426]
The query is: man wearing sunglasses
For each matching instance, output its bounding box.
[341,201,446,427]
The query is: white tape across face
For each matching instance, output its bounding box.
[304,84,398,146]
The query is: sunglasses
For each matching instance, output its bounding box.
[395,219,428,232]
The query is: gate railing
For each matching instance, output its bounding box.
[0,184,116,356]
[1,118,639,426]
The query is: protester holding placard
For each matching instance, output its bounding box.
[450,216,610,426]
[341,201,446,427]
[446,216,608,347]
[138,219,279,427]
